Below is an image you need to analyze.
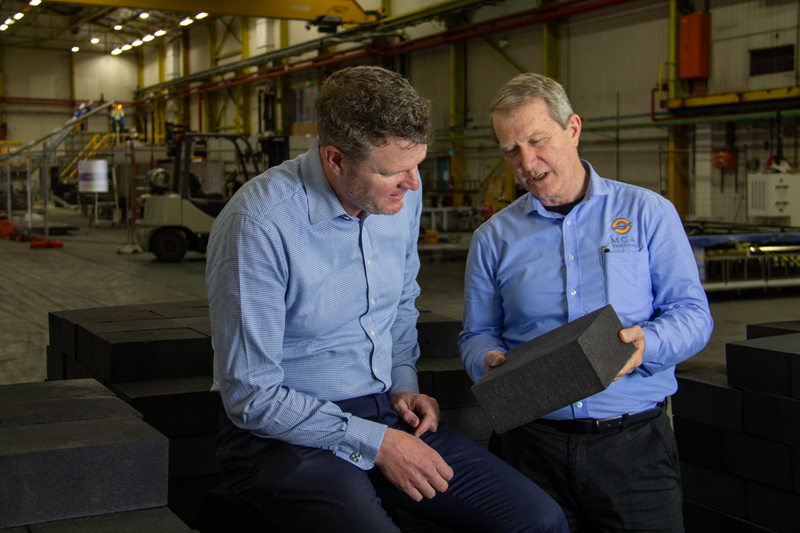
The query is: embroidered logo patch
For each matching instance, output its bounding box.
[611,218,632,234]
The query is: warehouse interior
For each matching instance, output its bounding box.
[2,0,800,531]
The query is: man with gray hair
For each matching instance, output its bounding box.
[459,73,713,532]
[206,66,567,533]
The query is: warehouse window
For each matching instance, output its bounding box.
[750,45,794,76]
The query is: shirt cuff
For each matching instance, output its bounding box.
[388,365,419,397]
[334,415,387,471]
[639,325,662,375]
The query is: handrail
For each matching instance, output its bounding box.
[60,133,113,183]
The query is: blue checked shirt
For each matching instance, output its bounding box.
[459,161,713,419]
[206,139,422,470]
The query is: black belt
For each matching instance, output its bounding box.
[532,403,664,435]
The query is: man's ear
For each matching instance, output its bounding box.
[321,145,346,176]
[567,114,582,148]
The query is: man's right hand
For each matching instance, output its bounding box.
[374,427,453,502]
[483,350,506,374]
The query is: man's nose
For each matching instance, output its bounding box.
[400,169,421,191]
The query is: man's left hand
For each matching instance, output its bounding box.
[390,391,440,437]
[616,326,645,381]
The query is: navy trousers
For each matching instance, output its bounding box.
[490,409,683,533]
[217,393,567,533]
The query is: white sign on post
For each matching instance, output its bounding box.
[77,159,109,193]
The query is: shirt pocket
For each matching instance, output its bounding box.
[603,250,653,323]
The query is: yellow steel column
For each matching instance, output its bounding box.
[69,52,76,109]
[206,20,217,132]
[540,0,560,82]
[278,20,291,136]
[156,36,166,145]
[447,16,467,207]
[0,48,6,140]
[667,0,691,219]
[238,16,251,135]
[381,0,391,17]
[136,49,145,140]
[181,29,190,127]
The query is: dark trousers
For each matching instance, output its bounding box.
[217,393,567,533]
[490,409,683,533]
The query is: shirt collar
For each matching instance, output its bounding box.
[301,137,352,225]
[524,159,609,217]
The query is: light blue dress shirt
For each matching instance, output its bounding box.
[206,139,422,470]
[459,161,713,420]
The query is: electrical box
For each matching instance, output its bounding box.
[714,151,738,170]
[679,13,711,79]
[747,173,800,226]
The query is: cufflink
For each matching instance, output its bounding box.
[350,451,362,463]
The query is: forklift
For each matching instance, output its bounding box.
[135,125,269,262]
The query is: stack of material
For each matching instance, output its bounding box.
[46,301,221,525]
[673,320,800,533]
[0,379,188,531]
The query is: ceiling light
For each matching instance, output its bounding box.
[132,39,142,46]
[29,0,42,5]
[4,18,13,24]
[114,24,122,30]
[111,48,121,55]
[90,37,99,44]
[142,34,154,42]
[13,13,24,20]
[121,44,132,51]
[195,12,208,19]
[139,12,149,19]
[154,29,166,36]
[71,46,79,52]
[179,18,193,26]
[0,25,7,31]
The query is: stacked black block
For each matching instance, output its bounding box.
[0,380,186,531]
[674,320,800,533]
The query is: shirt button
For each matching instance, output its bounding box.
[570,290,577,296]
[367,260,371,266]
[371,299,375,305]
[566,221,572,226]
[568,255,574,260]
[370,331,375,336]
[576,402,583,408]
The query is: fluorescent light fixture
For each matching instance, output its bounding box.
[0,25,7,31]
[111,48,122,55]
[114,24,122,30]
[29,0,42,5]
[179,18,193,26]
[71,46,79,52]
[139,12,149,19]
[4,18,13,24]
[121,44,132,51]
[13,12,24,20]
[91,37,100,44]
[132,39,142,46]
[195,12,208,19]
[142,34,154,42]
[154,29,166,36]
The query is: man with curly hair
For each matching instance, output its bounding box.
[206,66,567,533]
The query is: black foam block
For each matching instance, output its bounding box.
[416,313,462,359]
[727,432,793,491]
[680,460,747,519]
[46,345,66,381]
[730,518,777,533]
[153,307,210,319]
[168,474,222,524]
[168,433,220,480]
[746,320,800,340]
[94,329,213,383]
[417,370,434,397]
[471,305,635,433]
[64,355,106,384]
[673,416,727,471]
[416,357,476,408]
[51,308,162,358]
[727,333,800,399]
[439,406,493,443]
[746,481,800,533]
[77,319,198,366]
[109,377,220,437]
[682,500,731,533]
[673,366,743,432]
[26,507,191,533]
[794,447,800,495]
[194,484,272,533]
[0,379,112,404]
[0,396,141,428]
[0,416,168,528]
[742,390,800,447]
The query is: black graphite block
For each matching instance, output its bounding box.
[77,319,197,366]
[169,433,220,480]
[153,307,210,319]
[416,313,462,359]
[146,300,208,313]
[0,379,112,405]
[746,320,800,340]
[0,528,28,533]
[0,416,168,528]
[168,474,222,524]
[94,328,213,383]
[27,507,191,533]
[471,305,635,433]
[742,390,800,447]
[682,500,731,533]
[680,460,747,519]
[440,406,493,443]
[416,357,477,408]
[746,481,800,533]
[794,447,800,495]
[52,308,162,358]
[195,484,272,533]
[0,397,141,428]
[727,432,793,491]
[417,370,434,397]
[173,316,213,337]
[673,416,728,471]
[673,366,743,432]
[46,345,66,381]
[727,333,800,399]
[109,377,220,437]
[64,355,106,384]
[730,519,777,533]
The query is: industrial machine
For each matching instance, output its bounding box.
[136,128,262,262]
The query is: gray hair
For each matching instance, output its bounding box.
[315,66,433,163]
[490,73,574,134]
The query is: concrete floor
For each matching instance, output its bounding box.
[2,207,799,385]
